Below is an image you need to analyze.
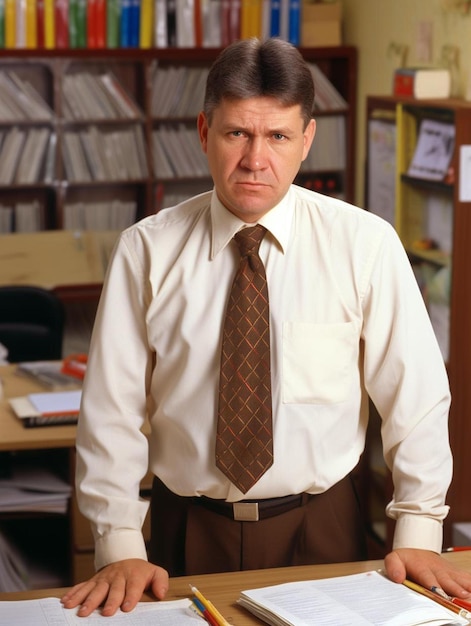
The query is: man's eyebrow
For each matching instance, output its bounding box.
[219,122,295,135]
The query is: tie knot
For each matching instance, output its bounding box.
[234,224,266,257]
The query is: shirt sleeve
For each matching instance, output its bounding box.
[75,232,152,570]
[361,223,452,553]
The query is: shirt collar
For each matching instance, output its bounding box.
[210,186,294,259]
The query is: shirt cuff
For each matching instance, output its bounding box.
[392,514,443,553]
[94,529,148,571]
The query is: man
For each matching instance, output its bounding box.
[62,38,471,617]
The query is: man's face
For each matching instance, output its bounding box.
[198,97,316,222]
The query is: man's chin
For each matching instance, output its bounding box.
[228,201,276,221]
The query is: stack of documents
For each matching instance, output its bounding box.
[16,361,80,390]
[0,464,72,515]
[0,529,28,593]
[9,390,81,428]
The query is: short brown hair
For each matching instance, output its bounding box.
[203,37,315,129]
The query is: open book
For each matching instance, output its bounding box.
[238,570,470,626]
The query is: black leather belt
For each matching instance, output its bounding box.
[194,492,313,522]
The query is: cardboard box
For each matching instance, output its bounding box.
[301,2,342,47]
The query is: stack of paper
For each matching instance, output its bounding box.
[0,530,28,593]
[0,465,72,514]
[9,389,81,428]
[16,361,80,390]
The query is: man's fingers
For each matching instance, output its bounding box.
[76,580,115,617]
[384,550,406,583]
[385,548,471,600]
[60,559,169,617]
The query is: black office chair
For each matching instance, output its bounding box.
[0,286,65,363]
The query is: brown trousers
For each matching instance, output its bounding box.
[150,475,367,577]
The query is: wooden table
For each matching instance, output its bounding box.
[0,552,470,624]
[0,364,151,584]
[0,230,119,301]
[1,365,469,613]
[0,364,78,451]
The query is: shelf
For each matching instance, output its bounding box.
[0,46,357,234]
[365,94,471,548]
[407,247,451,267]
[400,174,454,194]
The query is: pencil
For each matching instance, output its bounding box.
[445,546,471,552]
[190,585,231,626]
[191,597,219,626]
[429,586,471,612]
[430,585,449,600]
[450,597,471,611]
[403,578,471,619]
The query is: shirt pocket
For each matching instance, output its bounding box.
[282,321,358,404]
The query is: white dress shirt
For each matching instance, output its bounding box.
[76,184,452,570]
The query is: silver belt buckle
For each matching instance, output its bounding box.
[233,502,259,521]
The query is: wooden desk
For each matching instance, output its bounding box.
[0,363,82,586]
[0,364,78,451]
[0,230,119,301]
[0,364,150,585]
[0,552,470,625]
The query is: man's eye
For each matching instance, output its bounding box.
[273,133,286,141]
[231,130,243,137]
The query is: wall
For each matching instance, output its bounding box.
[340,0,471,206]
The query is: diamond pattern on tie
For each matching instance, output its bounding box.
[216,224,273,494]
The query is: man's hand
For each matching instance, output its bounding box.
[60,559,169,617]
[385,548,471,599]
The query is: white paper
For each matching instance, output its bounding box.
[27,390,82,415]
[0,598,204,626]
[0,465,72,514]
[239,570,469,626]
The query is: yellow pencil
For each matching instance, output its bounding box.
[403,578,471,619]
[190,585,231,626]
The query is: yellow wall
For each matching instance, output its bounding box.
[340,0,471,205]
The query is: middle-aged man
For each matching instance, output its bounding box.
[62,38,471,618]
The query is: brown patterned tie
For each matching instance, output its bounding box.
[216,224,273,494]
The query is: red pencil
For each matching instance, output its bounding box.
[445,546,471,552]
[451,597,471,611]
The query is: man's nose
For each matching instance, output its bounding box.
[241,138,268,170]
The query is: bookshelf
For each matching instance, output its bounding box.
[364,94,471,550]
[0,46,357,234]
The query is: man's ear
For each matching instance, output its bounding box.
[302,118,316,161]
[198,111,209,153]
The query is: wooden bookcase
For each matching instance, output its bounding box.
[0,46,357,234]
[364,94,471,550]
